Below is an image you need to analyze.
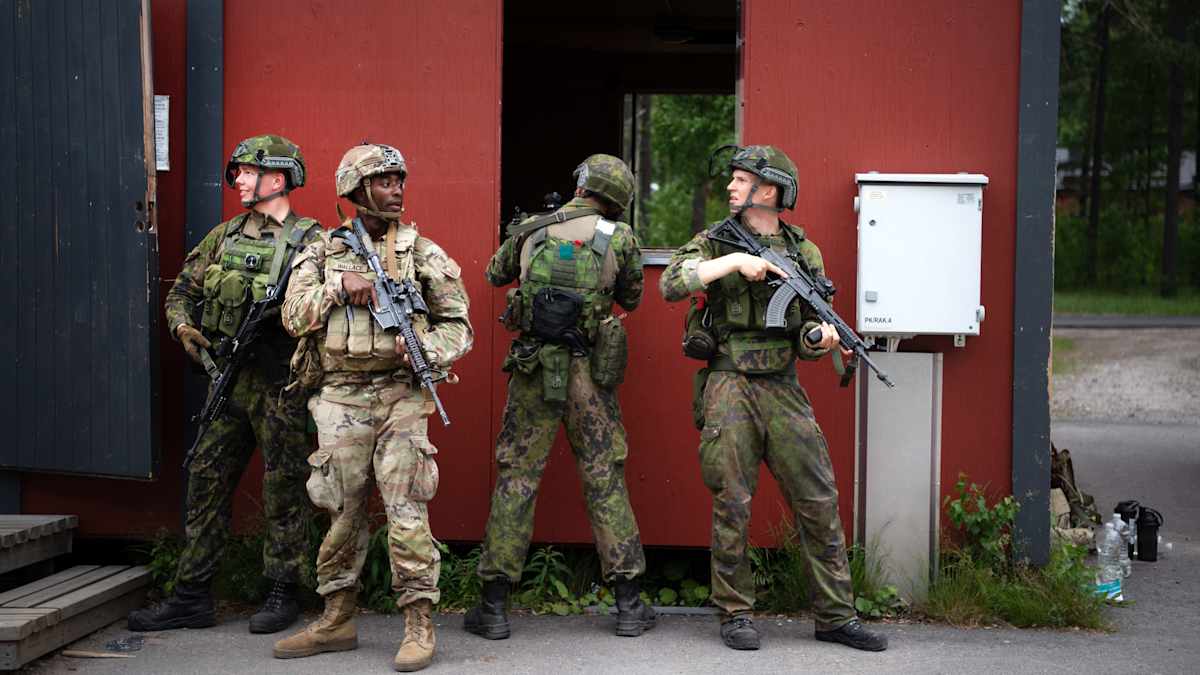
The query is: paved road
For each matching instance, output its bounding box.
[23,418,1198,674]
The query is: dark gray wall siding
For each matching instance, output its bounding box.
[0,0,159,478]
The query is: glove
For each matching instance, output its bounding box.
[177,324,212,363]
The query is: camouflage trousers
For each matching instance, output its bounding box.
[477,354,646,583]
[177,363,310,586]
[698,370,856,630]
[306,374,441,609]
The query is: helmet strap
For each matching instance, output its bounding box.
[734,180,784,215]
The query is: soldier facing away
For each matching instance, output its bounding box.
[464,154,656,640]
[273,144,472,672]
[129,135,323,634]
[659,145,888,652]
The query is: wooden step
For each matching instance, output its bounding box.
[0,564,150,671]
[0,516,78,575]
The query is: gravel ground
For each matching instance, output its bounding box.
[1051,327,1200,422]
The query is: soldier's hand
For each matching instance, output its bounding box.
[176,324,211,363]
[731,253,787,282]
[814,321,844,351]
[342,271,379,307]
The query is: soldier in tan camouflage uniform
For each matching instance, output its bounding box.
[659,145,888,652]
[273,144,472,672]
[464,154,656,641]
[128,135,321,636]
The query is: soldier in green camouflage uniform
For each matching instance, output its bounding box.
[464,154,656,641]
[128,135,322,635]
[659,145,888,652]
[273,144,472,672]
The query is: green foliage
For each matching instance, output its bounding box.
[1052,336,1079,376]
[638,95,736,248]
[943,474,1020,571]
[437,542,484,610]
[1055,287,1200,315]
[135,531,183,598]
[922,544,1107,629]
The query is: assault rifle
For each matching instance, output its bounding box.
[706,217,896,388]
[184,254,300,469]
[333,219,451,426]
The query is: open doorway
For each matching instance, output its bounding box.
[500,1,739,256]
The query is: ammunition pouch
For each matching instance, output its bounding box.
[538,343,570,402]
[531,287,588,354]
[589,314,628,388]
[682,296,718,361]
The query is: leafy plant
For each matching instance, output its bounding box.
[134,530,183,597]
[943,473,1020,570]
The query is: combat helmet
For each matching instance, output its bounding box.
[335,143,408,221]
[225,135,307,207]
[574,154,635,213]
[727,144,798,210]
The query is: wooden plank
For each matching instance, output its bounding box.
[0,515,75,527]
[0,583,147,670]
[0,532,72,576]
[3,566,127,608]
[0,566,99,606]
[0,608,58,641]
[41,566,151,621]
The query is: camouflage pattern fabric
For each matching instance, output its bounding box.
[476,354,646,582]
[282,221,471,608]
[573,154,636,210]
[659,220,857,630]
[698,370,855,629]
[478,197,646,583]
[166,211,323,587]
[306,376,441,608]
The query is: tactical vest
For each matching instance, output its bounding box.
[320,222,429,373]
[201,213,318,339]
[515,209,619,343]
[707,224,813,374]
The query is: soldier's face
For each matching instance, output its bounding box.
[726,169,778,213]
[368,172,406,213]
[233,164,284,201]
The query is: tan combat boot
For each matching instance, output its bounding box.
[272,589,359,659]
[393,599,435,671]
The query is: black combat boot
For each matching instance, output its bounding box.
[127,581,216,631]
[249,579,300,634]
[815,618,888,651]
[613,578,657,637]
[720,615,760,650]
[463,577,511,640]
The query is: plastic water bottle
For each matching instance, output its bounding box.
[1111,513,1132,578]
[1094,522,1123,600]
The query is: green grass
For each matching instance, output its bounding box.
[1054,288,1200,316]
[921,545,1108,629]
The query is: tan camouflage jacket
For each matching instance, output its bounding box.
[660,220,830,361]
[165,211,323,363]
[485,198,644,312]
[281,222,473,382]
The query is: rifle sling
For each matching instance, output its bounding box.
[505,207,599,237]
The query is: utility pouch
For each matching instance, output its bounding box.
[501,287,524,332]
[501,340,542,375]
[215,272,251,337]
[200,264,224,332]
[727,332,795,374]
[538,343,570,402]
[531,287,584,344]
[589,314,628,388]
[692,367,711,430]
[682,296,718,360]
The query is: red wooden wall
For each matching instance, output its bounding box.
[23,0,1022,551]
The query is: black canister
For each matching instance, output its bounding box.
[1136,507,1164,562]
[1115,500,1140,558]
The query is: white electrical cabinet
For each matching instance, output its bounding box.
[854,173,988,338]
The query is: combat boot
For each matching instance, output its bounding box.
[249,579,300,634]
[463,577,511,640]
[815,618,889,651]
[127,581,215,631]
[613,578,657,637]
[720,615,760,650]
[272,589,359,659]
[394,599,436,672]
